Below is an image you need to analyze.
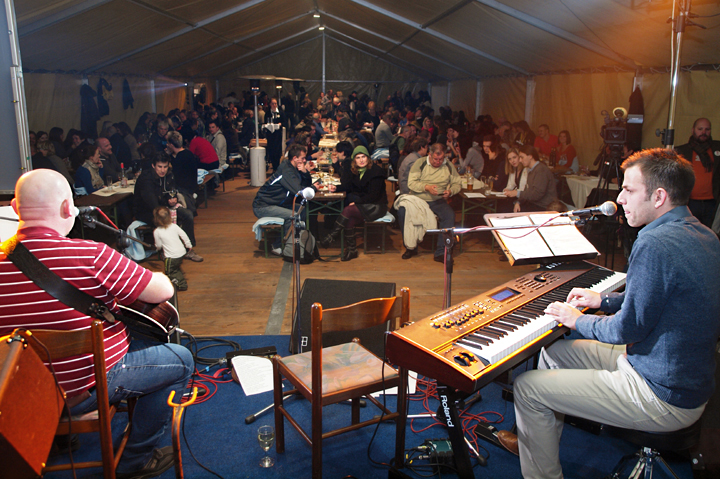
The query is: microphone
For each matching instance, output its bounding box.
[296,187,315,201]
[560,201,617,217]
[77,206,97,214]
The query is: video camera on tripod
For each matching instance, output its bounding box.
[600,107,628,146]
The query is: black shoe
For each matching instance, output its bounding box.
[50,434,80,456]
[401,248,417,260]
[434,255,444,263]
[116,446,175,479]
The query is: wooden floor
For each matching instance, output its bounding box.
[139,170,624,337]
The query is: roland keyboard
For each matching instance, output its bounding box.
[386,262,626,394]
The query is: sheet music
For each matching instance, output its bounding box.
[231,355,274,396]
[371,370,418,396]
[490,215,553,259]
[529,214,598,256]
[464,192,486,199]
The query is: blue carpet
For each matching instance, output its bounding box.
[46,335,696,479]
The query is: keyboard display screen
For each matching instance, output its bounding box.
[490,288,520,302]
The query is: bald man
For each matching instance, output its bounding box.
[0,169,193,479]
[675,118,720,228]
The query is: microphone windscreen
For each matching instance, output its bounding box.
[302,187,315,200]
[600,201,617,216]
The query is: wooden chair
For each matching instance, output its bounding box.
[273,287,410,479]
[22,320,135,479]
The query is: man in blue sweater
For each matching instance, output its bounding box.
[498,148,720,479]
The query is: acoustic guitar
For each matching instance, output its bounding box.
[117,300,180,343]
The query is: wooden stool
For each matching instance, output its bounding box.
[362,213,394,254]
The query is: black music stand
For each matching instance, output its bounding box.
[427,212,598,308]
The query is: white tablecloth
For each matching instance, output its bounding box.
[564,176,617,208]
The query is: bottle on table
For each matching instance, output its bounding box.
[120,163,128,188]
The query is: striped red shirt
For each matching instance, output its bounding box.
[0,227,153,397]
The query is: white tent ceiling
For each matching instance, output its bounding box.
[15,0,720,82]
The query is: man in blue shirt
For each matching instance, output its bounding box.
[498,148,720,479]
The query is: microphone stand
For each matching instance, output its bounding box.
[81,213,151,249]
[290,196,308,354]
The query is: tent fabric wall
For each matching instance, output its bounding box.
[448,80,478,121]
[25,73,185,136]
[154,78,187,119]
[481,77,526,126]
[531,71,637,168]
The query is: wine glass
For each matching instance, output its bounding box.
[258,425,275,467]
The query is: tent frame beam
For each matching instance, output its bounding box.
[474,0,638,70]
[198,26,318,78]
[84,0,268,73]
[159,11,313,75]
[347,0,529,75]
[319,10,475,80]
[19,0,112,37]
[325,31,435,81]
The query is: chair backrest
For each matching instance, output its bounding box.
[24,320,110,414]
[310,287,410,354]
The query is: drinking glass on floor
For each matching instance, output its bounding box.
[258,425,275,467]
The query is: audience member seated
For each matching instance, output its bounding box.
[483,134,507,179]
[398,137,429,195]
[74,144,105,194]
[252,144,314,256]
[182,126,219,174]
[401,143,462,261]
[107,123,132,166]
[504,145,557,212]
[554,130,579,174]
[371,112,394,160]
[319,146,387,261]
[206,119,227,169]
[96,137,123,182]
[35,140,73,185]
[48,127,68,159]
[68,131,89,173]
[134,155,203,262]
[116,121,141,167]
[513,120,535,147]
[150,120,170,152]
[533,123,558,158]
[332,140,354,178]
[457,136,484,178]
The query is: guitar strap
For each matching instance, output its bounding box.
[2,237,174,342]
[1,237,116,323]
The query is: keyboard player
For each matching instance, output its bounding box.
[498,149,720,479]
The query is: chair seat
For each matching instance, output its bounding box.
[280,342,398,395]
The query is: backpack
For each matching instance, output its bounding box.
[283,229,320,264]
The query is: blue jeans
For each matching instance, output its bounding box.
[70,341,194,473]
[253,204,302,248]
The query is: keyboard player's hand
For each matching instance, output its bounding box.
[545,302,582,330]
[566,288,601,309]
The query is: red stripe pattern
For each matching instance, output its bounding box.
[0,227,153,396]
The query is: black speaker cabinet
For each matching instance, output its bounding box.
[290,279,396,357]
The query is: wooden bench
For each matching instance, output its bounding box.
[199,172,216,209]
[260,223,283,258]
